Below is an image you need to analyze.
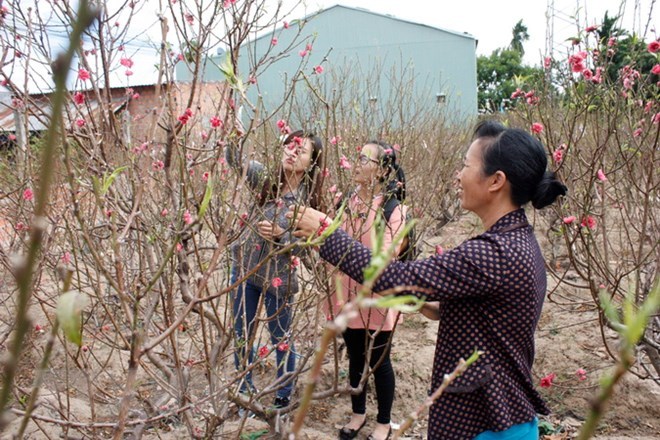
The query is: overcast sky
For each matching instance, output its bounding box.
[1,0,657,94]
[287,0,658,65]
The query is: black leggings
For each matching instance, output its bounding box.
[342,328,395,424]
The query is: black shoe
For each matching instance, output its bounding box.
[367,425,392,440]
[273,396,290,409]
[339,418,367,439]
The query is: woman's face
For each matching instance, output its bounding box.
[456,138,491,213]
[282,137,314,173]
[353,143,382,186]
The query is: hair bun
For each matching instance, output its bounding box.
[531,171,568,209]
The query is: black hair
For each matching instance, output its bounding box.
[473,120,567,209]
[260,130,324,209]
[366,140,406,202]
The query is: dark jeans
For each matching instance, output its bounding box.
[343,327,395,424]
[231,270,296,399]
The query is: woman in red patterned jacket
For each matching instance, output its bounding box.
[288,121,567,439]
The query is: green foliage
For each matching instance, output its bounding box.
[477,48,544,112]
[198,177,213,219]
[510,20,530,56]
[240,429,269,440]
[56,291,89,347]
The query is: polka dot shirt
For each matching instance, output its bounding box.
[319,209,550,439]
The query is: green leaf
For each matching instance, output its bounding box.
[370,294,425,313]
[198,177,213,219]
[599,288,620,326]
[240,429,269,440]
[101,166,127,195]
[219,51,235,81]
[56,291,89,347]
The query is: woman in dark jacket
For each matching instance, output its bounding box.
[227,130,323,408]
[289,121,567,439]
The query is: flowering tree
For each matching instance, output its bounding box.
[509,24,660,384]
[0,0,467,438]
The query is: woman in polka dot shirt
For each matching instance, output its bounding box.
[288,121,567,439]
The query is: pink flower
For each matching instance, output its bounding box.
[313,65,324,74]
[633,128,643,137]
[23,188,34,201]
[322,168,330,178]
[124,69,133,76]
[75,118,85,127]
[258,345,269,357]
[78,68,91,81]
[653,112,660,124]
[652,64,660,75]
[607,37,617,47]
[552,148,563,164]
[271,37,278,46]
[596,169,607,181]
[339,155,352,169]
[576,368,587,381]
[132,92,140,99]
[581,215,597,230]
[61,252,72,264]
[161,208,168,217]
[271,277,283,288]
[283,21,290,29]
[152,160,165,171]
[582,69,593,80]
[306,43,313,51]
[176,243,183,252]
[510,88,524,99]
[277,342,290,351]
[73,92,85,105]
[571,61,585,73]
[531,123,544,134]
[435,245,444,255]
[34,324,44,334]
[290,256,300,268]
[239,212,248,227]
[277,119,287,129]
[543,57,552,69]
[648,40,660,53]
[202,171,210,182]
[298,49,307,57]
[317,217,330,236]
[540,373,556,388]
[8,134,16,141]
[330,136,340,145]
[183,209,192,225]
[328,184,337,193]
[585,25,599,33]
[210,116,222,128]
[105,209,113,218]
[526,95,540,105]
[185,13,194,25]
[178,108,193,124]
[120,57,133,68]
[563,216,576,224]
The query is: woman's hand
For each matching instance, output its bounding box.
[256,220,285,240]
[420,301,441,321]
[286,205,331,239]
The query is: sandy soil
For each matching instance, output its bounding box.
[1,212,659,439]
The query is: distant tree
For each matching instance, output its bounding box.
[510,20,530,55]
[477,48,543,112]
[592,12,657,85]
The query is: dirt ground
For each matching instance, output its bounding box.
[1,211,659,439]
